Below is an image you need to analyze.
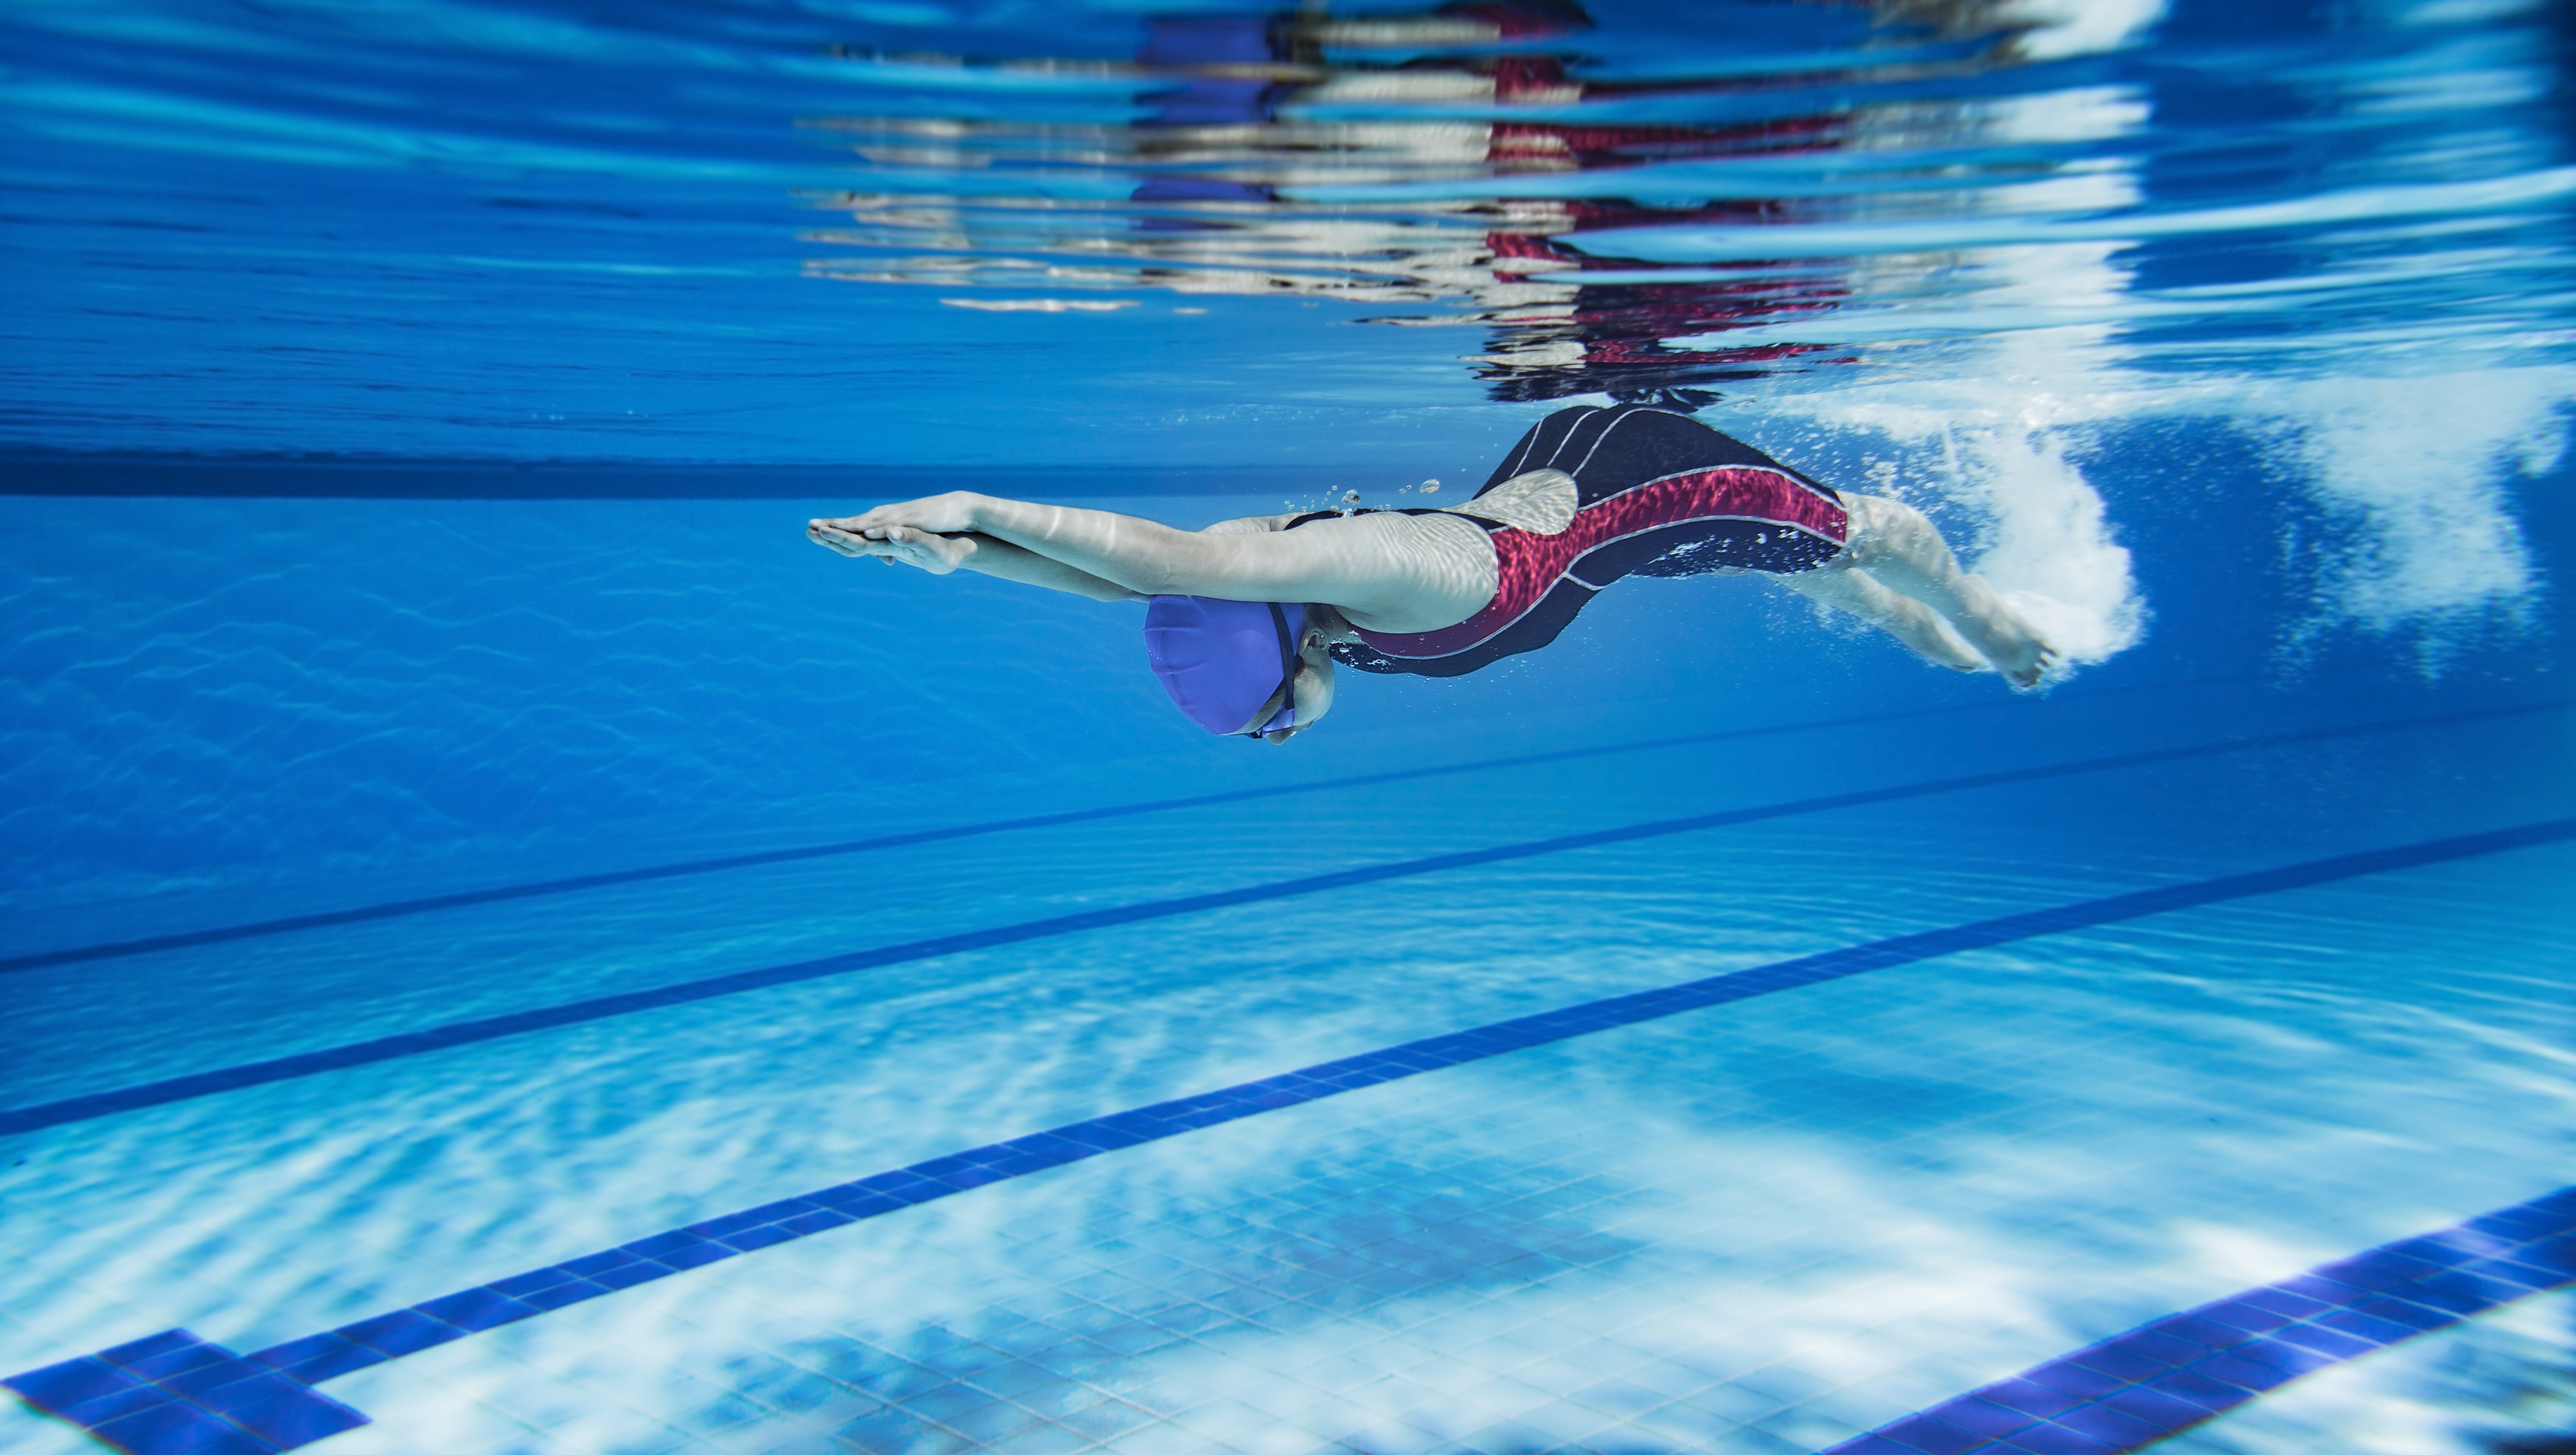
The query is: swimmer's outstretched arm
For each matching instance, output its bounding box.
[809,491,1492,633]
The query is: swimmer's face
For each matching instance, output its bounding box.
[1259,629,1338,744]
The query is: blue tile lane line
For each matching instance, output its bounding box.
[1827,1186,2576,1455]
[3,703,2562,1140]
[1,1329,368,1455]
[0,677,2299,977]
[9,819,2572,1454]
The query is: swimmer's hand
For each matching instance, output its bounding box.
[818,492,982,537]
[807,518,977,574]
[810,493,988,573]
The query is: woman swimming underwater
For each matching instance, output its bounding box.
[808,403,2057,743]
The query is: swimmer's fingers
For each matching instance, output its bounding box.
[808,519,972,575]
[806,522,887,560]
[810,521,916,552]
[814,492,979,538]
[819,520,911,548]
[871,525,973,574]
[808,522,911,569]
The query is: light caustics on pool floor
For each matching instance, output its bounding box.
[5,697,2574,1455]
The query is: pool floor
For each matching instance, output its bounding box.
[5,680,2572,1455]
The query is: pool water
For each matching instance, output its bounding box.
[2,2,2573,1454]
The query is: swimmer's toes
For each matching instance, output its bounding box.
[2008,646,2060,691]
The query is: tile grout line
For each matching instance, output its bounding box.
[8,817,2572,1455]
[1825,1186,2576,1455]
[7,701,2564,1140]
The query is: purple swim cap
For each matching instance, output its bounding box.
[1144,595,1304,736]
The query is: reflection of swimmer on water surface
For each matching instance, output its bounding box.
[808,403,2057,742]
[811,0,1864,404]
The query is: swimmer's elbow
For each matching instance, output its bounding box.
[1128,532,1289,600]
[1121,566,1186,598]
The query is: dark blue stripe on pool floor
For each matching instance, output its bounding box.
[0,678,2285,977]
[8,817,2569,1455]
[1828,1186,2576,1455]
[2,707,2566,1139]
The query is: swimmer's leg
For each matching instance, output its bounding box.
[1774,565,1987,673]
[1836,494,2057,687]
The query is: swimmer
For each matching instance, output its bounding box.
[809,403,2058,742]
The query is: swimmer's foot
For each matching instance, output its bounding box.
[1997,641,2058,690]
[1960,590,2058,689]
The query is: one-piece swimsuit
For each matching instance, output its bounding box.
[1300,403,1850,679]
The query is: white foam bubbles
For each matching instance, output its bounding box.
[1750,315,2568,677]
[2256,370,2567,657]
[1832,410,2148,673]
[1957,425,2150,664]
[1752,260,2154,677]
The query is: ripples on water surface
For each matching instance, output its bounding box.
[9,0,2572,672]
[795,0,2575,389]
[5,0,2572,439]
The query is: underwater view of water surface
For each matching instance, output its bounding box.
[4,1,2575,1452]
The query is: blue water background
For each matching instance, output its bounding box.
[4,1,2576,1452]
